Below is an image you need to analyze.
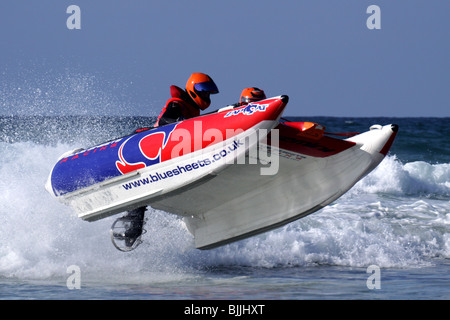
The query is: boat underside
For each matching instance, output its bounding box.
[150,124,398,249]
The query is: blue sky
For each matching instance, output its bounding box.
[0,1,448,117]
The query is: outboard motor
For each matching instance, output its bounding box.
[110,208,146,252]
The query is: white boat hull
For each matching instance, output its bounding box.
[150,124,398,249]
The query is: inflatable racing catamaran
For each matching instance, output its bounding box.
[46,95,398,251]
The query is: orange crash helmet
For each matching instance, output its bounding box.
[186,73,219,110]
[239,87,266,105]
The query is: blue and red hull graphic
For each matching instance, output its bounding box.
[49,96,287,196]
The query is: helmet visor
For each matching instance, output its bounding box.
[194,81,219,94]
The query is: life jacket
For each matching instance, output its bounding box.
[154,85,200,127]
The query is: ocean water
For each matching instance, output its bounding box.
[0,115,449,301]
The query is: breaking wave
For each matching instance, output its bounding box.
[0,138,448,282]
[351,155,449,199]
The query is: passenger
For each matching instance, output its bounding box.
[154,73,219,127]
[113,73,219,250]
[238,87,266,106]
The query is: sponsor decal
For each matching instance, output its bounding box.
[224,103,269,117]
[58,140,121,164]
[116,123,178,174]
[121,140,244,190]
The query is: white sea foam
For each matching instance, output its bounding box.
[0,143,448,282]
[349,155,449,198]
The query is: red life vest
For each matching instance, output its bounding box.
[154,85,200,127]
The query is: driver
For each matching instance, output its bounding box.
[114,73,219,251]
[154,73,219,127]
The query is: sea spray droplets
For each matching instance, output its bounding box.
[0,117,449,281]
[0,68,130,116]
[0,115,156,145]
